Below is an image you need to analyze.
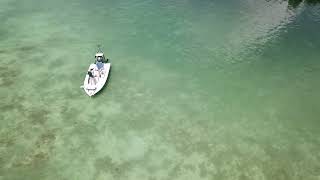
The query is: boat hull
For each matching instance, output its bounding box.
[83,63,111,96]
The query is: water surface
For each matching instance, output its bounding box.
[1,0,320,179]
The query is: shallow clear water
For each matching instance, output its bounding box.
[1,0,320,179]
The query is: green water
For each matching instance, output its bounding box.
[1,0,320,179]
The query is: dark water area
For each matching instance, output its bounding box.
[0,0,320,179]
[288,0,320,8]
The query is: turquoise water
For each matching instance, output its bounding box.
[1,0,320,179]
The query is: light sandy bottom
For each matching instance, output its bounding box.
[1,0,320,179]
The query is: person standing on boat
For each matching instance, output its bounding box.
[88,68,96,85]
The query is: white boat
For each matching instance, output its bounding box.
[82,47,111,96]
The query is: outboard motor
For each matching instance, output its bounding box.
[97,56,103,62]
